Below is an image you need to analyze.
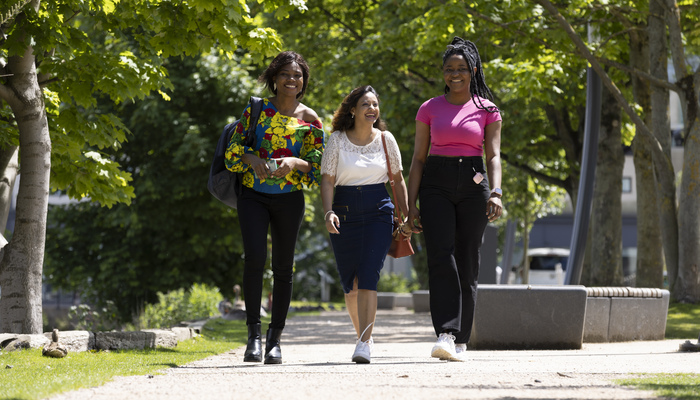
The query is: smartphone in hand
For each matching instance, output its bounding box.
[267,159,278,172]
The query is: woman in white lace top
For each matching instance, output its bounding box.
[321,85,409,364]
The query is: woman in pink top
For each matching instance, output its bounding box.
[407,37,503,362]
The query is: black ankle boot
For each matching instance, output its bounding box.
[244,323,262,362]
[264,328,283,364]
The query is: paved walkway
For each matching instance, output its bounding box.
[50,310,699,400]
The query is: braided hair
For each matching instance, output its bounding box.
[442,37,498,113]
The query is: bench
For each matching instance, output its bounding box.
[584,287,670,342]
[468,284,588,350]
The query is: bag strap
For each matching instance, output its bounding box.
[380,132,403,221]
[244,96,264,148]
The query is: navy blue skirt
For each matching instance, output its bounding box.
[330,183,394,293]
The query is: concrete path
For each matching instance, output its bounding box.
[49,310,699,400]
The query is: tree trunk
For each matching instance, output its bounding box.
[633,135,665,287]
[648,0,679,293]
[633,8,664,288]
[521,195,531,285]
[587,84,624,286]
[0,146,19,235]
[0,23,50,334]
[663,0,700,302]
[677,121,700,302]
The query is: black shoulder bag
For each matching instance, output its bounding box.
[207,96,263,208]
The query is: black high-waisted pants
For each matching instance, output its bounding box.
[238,186,305,330]
[419,156,490,344]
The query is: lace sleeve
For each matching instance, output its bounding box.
[320,131,340,177]
[384,131,403,173]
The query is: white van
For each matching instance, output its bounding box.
[510,248,570,285]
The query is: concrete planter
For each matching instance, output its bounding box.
[469,284,587,350]
[377,292,397,309]
[412,290,430,313]
[394,293,413,308]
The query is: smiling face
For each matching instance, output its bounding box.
[443,54,475,93]
[351,92,380,125]
[274,62,304,98]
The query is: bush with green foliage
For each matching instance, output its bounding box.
[68,300,120,332]
[377,272,421,293]
[137,283,223,329]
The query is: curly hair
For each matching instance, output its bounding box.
[258,51,310,99]
[331,85,388,133]
[442,37,498,113]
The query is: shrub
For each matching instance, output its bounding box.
[377,272,421,293]
[137,283,223,329]
[68,300,120,331]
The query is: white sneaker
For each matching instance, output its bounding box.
[454,343,468,362]
[431,333,460,361]
[352,337,372,364]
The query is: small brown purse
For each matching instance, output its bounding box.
[381,132,414,259]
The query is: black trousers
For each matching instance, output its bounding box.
[419,156,490,344]
[238,187,305,329]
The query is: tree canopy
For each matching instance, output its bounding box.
[0,0,304,333]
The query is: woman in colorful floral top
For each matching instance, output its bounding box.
[224,51,324,365]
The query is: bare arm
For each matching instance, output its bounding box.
[321,173,340,234]
[406,120,431,232]
[392,171,410,220]
[484,120,503,222]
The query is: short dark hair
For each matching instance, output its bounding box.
[258,51,310,99]
[442,37,498,113]
[332,85,388,133]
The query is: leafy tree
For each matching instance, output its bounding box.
[45,53,258,322]
[0,0,299,334]
[269,0,699,294]
[264,0,593,285]
[532,0,700,301]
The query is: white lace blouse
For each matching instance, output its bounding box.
[321,130,403,186]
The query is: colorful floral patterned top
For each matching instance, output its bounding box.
[224,98,325,194]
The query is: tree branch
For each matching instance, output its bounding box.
[599,57,680,92]
[317,5,362,42]
[502,152,569,189]
[464,7,552,50]
[407,68,436,86]
[530,0,666,164]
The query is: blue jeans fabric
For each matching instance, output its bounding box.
[419,156,490,344]
[329,183,394,293]
[238,187,305,329]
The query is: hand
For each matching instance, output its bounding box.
[486,196,503,222]
[270,157,295,178]
[396,220,413,241]
[325,212,340,234]
[243,154,271,180]
[407,207,423,233]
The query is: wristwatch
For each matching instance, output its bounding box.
[490,188,502,198]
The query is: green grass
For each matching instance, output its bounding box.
[666,302,700,340]
[617,374,700,400]
[0,318,250,400]
[615,302,700,400]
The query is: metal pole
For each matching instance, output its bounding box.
[564,66,602,285]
